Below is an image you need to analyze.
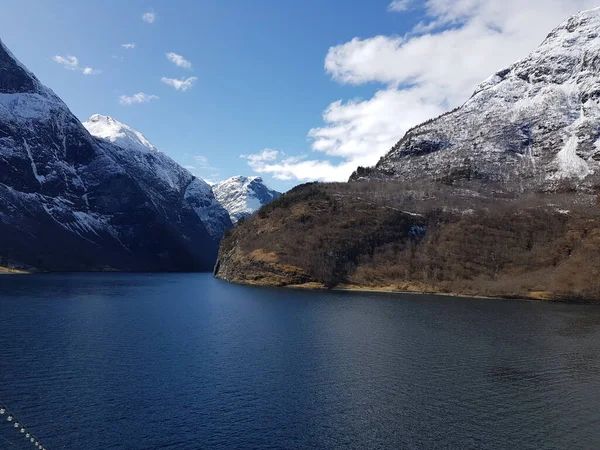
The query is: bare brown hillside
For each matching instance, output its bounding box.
[215,182,600,302]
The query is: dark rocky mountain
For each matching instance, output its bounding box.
[0,39,221,271]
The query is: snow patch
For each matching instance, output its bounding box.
[22,138,45,184]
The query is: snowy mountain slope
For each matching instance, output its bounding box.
[0,39,221,271]
[213,176,281,223]
[83,114,232,240]
[350,7,600,191]
[84,114,159,153]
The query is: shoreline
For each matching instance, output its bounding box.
[2,268,596,304]
[0,267,30,275]
[223,278,598,304]
[289,283,540,302]
[331,286,539,303]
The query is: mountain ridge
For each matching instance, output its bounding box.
[350,6,600,191]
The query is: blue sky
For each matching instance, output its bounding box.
[0,0,597,191]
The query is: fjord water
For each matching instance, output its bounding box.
[0,274,599,449]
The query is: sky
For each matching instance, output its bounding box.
[0,0,598,191]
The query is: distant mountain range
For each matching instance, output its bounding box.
[0,40,279,272]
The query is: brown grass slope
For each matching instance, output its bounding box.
[214,182,600,302]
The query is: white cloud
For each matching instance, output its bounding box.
[121,43,136,49]
[161,76,198,91]
[388,0,415,11]
[82,67,101,75]
[184,165,196,170]
[118,93,159,105]
[53,55,79,69]
[166,52,192,69]
[245,0,600,182]
[142,12,156,24]
[240,148,280,164]
[243,150,359,182]
[53,55,101,75]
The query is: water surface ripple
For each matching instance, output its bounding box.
[0,274,599,449]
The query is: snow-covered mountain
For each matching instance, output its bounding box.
[84,114,159,153]
[0,39,223,271]
[213,176,281,223]
[350,7,600,191]
[83,114,232,240]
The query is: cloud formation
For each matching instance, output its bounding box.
[142,12,156,24]
[82,67,101,75]
[53,55,78,69]
[244,0,600,182]
[121,43,136,49]
[241,149,280,165]
[161,76,198,91]
[53,55,100,75]
[119,93,159,105]
[166,52,192,69]
[388,0,415,11]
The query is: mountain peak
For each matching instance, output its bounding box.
[569,5,600,21]
[538,5,600,50]
[213,176,280,224]
[87,114,117,124]
[83,114,159,153]
[227,175,262,184]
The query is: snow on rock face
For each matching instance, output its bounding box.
[350,7,600,190]
[84,114,187,191]
[0,38,222,271]
[83,114,232,240]
[213,176,281,224]
[84,114,159,152]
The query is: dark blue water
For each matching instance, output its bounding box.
[0,274,599,449]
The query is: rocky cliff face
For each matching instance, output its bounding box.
[351,7,600,191]
[83,114,232,241]
[0,40,221,271]
[213,176,280,224]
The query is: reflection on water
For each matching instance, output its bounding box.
[0,273,599,449]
